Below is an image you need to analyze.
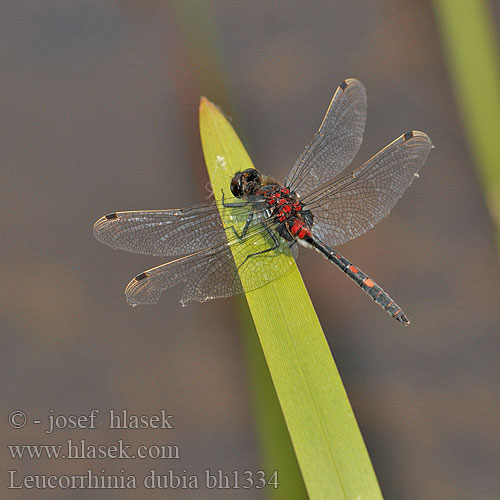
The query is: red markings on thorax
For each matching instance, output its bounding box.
[264,186,310,239]
[266,187,302,221]
[266,186,311,233]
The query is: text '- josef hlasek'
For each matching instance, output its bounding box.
[36,409,174,434]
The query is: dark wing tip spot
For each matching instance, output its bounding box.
[105,213,119,220]
[403,131,414,142]
[340,80,348,91]
[135,272,149,281]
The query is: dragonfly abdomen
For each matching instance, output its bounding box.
[305,236,410,326]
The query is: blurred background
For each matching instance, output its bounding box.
[2,1,500,499]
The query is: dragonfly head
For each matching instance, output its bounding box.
[230,168,262,198]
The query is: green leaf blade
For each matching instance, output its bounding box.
[199,96,383,500]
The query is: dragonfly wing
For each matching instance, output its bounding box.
[125,220,297,306]
[125,246,243,305]
[285,79,367,196]
[93,202,241,257]
[303,131,432,247]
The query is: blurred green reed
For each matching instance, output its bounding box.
[434,0,500,250]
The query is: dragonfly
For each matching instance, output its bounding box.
[93,79,432,326]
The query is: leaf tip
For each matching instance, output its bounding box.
[199,96,212,110]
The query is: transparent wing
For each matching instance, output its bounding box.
[302,131,432,247]
[125,246,243,305]
[285,78,367,196]
[124,221,297,306]
[93,201,259,257]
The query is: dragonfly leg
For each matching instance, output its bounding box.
[221,189,249,208]
[228,213,254,240]
[237,223,280,270]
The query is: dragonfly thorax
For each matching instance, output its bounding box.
[257,184,314,242]
[230,169,313,242]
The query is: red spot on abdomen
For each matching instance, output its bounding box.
[289,218,311,239]
[290,219,302,236]
[364,278,375,287]
[349,265,359,274]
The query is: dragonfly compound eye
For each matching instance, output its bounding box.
[242,168,261,182]
[230,169,262,197]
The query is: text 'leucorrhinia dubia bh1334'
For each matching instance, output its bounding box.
[94,79,432,326]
